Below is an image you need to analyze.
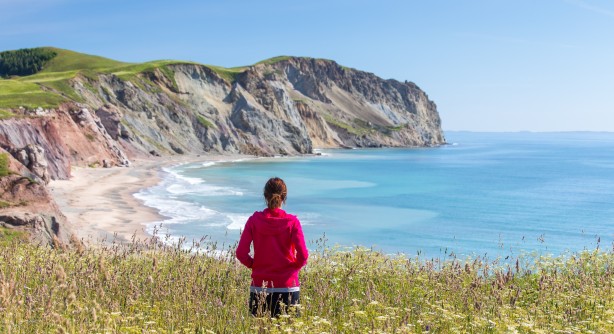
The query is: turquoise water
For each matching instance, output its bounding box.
[136,132,614,258]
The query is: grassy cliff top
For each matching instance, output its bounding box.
[40,47,132,72]
[0,47,203,109]
[0,47,329,110]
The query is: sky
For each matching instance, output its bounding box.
[1,0,613,132]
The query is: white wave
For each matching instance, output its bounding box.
[230,158,252,163]
[165,182,243,196]
[294,212,320,226]
[226,213,250,230]
[160,166,244,196]
[162,167,203,185]
[184,161,217,169]
[313,149,331,157]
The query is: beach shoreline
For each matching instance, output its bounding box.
[49,154,250,245]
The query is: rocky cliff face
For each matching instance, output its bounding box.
[0,57,445,180]
[0,148,74,247]
[236,58,444,149]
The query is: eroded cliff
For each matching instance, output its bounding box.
[0,148,75,247]
[0,50,445,244]
[1,54,445,181]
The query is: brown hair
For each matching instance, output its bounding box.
[264,177,287,209]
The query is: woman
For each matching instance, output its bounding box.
[235,177,309,317]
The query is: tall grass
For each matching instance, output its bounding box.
[0,233,611,333]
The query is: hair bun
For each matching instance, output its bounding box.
[264,177,287,209]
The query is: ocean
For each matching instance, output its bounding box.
[135,132,614,259]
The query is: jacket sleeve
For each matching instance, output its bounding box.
[292,218,309,268]
[235,218,254,268]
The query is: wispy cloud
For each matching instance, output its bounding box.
[564,0,614,18]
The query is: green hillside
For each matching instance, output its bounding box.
[40,47,131,72]
[0,48,194,110]
[0,47,308,111]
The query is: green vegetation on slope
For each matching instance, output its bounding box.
[110,60,190,80]
[323,114,371,136]
[39,78,84,102]
[196,114,215,128]
[0,47,344,109]
[0,48,194,108]
[0,79,67,109]
[0,153,10,177]
[204,65,247,83]
[0,48,57,77]
[0,109,15,119]
[0,236,611,333]
[256,56,292,66]
[0,227,27,246]
[40,47,130,73]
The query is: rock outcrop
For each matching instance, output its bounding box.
[9,144,50,184]
[0,148,74,247]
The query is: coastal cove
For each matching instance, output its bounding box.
[132,131,614,259]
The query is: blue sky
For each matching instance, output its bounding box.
[1,0,613,131]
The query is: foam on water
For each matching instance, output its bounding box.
[226,214,250,230]
[162,167,203,185]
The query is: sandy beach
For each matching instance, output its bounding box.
[49,154,245,245]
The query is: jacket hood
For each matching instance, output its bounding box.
[254,208,295,235]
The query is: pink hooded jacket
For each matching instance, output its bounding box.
[235,208,309,288]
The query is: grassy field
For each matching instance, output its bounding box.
[0,234,611,333]
[39,48,131,73]
[0,48,308,110]
[0,79,67,109]
[0,47,314,110]
[0,48,239,109]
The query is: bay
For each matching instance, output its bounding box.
[135,132,614,259]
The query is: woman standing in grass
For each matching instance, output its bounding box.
[236,177,309,317]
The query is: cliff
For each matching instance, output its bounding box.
[0,48,445,244]
[0,148,74,247]
[1,48,445,181]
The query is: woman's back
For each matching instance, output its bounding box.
[237,207,307,288]
[235,177,308,317]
